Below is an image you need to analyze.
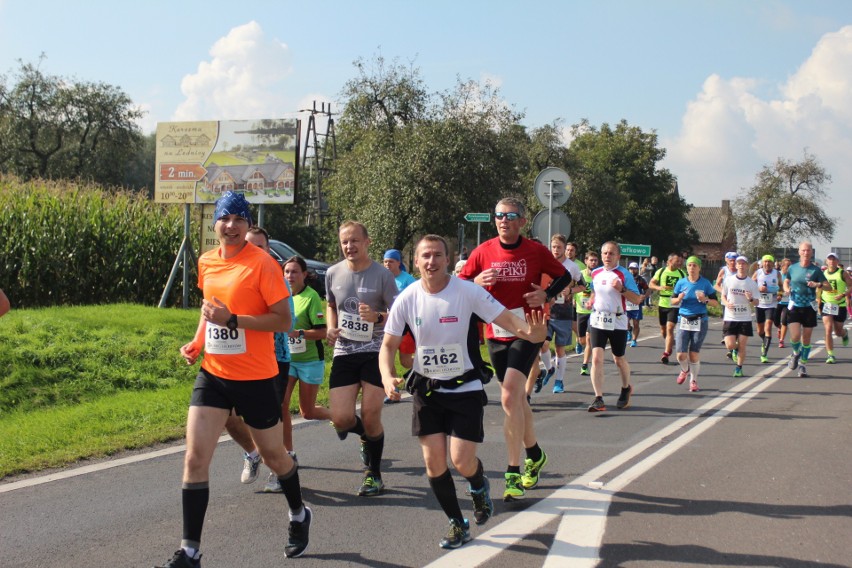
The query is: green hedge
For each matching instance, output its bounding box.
[1,175,193,307]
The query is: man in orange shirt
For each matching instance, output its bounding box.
[153,192,311,568]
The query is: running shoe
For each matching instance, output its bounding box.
[788,352,800,371]
[359,437,370,467]
[616,385,633,409]
[552,380,565,394]
[521,450,548,489]
[843,333,850,348]
[534,372,544,393]
[732,349,738,362]
[575,343,583,354]
[284,506,312,558]
[733,366,744,378]
[760,355,770,364]
[503,472,525,501]
[153,549,200,568]
[660,353,669,364]
[630,339,638,348]
[469,477,493,525]
[383,396,400,404]
[626,330,632,342]
[580,364,590,376]
[779,340,785,348]
[542,367,556,387]
[677,370,689,385]
[588,396,606,413]
[726,350,733,359]
[826,354,836,364]
[439,518,472,549]
[240,452,262,484]
[798,365,809,378]
[761,344,768,358]
[689,378,699,392]
[263,471,283,493]
[357,473,384,496]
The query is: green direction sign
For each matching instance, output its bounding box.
[464,212,491,223]
[619,244,651,257]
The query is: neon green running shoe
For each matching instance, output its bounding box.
[503,472,525,501]
[521,450,548,489]
[826,354,836,364]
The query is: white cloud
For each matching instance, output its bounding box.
[664,25,852,250]
[173,21,294,121]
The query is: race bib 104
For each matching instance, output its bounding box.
[590,311,615,330]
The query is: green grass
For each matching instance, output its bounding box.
[0,304,336,479]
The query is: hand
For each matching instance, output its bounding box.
[326,327,340,345]
[382,375,404,400]
[202,297,231,326]
[475,268,499,287]
[523,283,547,308]
[358,302,377,322]
[180,341,201,365]
[525,309,548,343]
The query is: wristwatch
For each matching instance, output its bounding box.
[376,313,385,324]
[298,329,305,338]
[226,314,238,331]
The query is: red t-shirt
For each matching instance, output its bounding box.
[458,236,568,341]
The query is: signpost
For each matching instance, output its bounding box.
[464,213,490,247]
[619,244,651,257]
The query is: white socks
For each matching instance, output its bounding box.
[541,350,553,371]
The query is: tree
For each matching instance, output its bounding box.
[0,56,145,187]
[565,119,697,255]
[733,152,835,256]
[324,56,530,257]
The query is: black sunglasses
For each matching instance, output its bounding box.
[494,212,521,220]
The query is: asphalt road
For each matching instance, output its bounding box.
[2,319,850,568]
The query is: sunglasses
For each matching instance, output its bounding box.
[494,212,521,221]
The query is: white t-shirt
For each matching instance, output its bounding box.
[722,273,760,322]
[754,268,780,308]
[590,266,639,331]
[385,276,505,393]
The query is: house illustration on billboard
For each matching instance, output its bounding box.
[203,160,295,197]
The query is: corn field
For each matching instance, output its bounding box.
[1,175,194,307]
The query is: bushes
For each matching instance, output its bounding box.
[1,175,192,307]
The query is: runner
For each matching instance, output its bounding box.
[0,288,9,317]
[380,235,547,548]
[153,192,310,568]
[820,252,851,364]
[575,250,599,377]
[783,241,830,378]
[716,251,739,352]
[722,255,761,378]
[775,258,792,348]
[585,242,643,412]
[262,255,331,493]
[458,197,571,500]
[670,256,719,392]
[649,253,686,364]
[753,254,781,363]
[325,221,398,496]
[565,241,586,348]
[223,227,296,486]
[537,234,583,395]
[382,248,417,403]
[626,262,649,347]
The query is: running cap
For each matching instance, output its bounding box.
[724,251,738,260]
[213,191,253,226]
[826,252,839,260]
[454,260,467,273]
[628,262,639,269]
[383,249,402,262]
[686,255,702,266]
[761,254,775,262]
[735,255,748,263]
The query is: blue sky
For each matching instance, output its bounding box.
[2,0,851,253]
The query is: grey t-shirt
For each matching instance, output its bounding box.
[325,260,398,356]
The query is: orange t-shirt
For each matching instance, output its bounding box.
[198,243,289,380]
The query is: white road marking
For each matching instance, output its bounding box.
[426,346,822,568]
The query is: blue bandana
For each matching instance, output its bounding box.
[214,191,253,226]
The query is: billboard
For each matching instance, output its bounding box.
[155,119,300,204]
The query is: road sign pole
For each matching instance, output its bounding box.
[477,222,481,247]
